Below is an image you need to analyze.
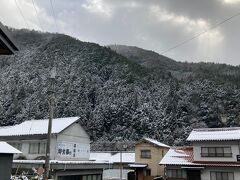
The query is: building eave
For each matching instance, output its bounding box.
[0,22,18,55]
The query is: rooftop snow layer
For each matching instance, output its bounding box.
[187,127,240,141]
[141,138,170,148]
[0,117,79,137]
[0,141,22,154]
[160,147,240,167]
[90,152,135,163]
[160,147,193,166]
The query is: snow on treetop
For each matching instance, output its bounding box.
[187,127,240,141]
[0,117,79,137]
[0,141,22,154]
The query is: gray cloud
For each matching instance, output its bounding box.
[0,0,239,65]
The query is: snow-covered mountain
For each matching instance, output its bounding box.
[0,29,239,150]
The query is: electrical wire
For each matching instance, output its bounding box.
[161,11,240,55]
[31,0,43,31]
[14,0,30,29]
[49,0,58,32]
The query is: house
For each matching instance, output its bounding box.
[160,127,240,180]
[0,117,90,161]
[0,117,110,179]
[0,141,21,180]
[131,137,170,180]
[0,22,18,55]
[90,151,135,180]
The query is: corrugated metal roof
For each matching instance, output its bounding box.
[0,117,79,137]
[0,141,22,154]
[187,127,240,141]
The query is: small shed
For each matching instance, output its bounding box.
[0,141,21,180]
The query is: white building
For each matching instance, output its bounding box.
[160,127,240,180]
[0,117,90,161]
[0,117,110,180]
[90,152,135,180]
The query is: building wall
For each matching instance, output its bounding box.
[10,137,57,160]
[201,167,240,180]
[55,122,90,161]
[102,169,133,180]
[0,154,13,180]
[9,123,90,160]
[135,142,169,176]
[193,141,240,162]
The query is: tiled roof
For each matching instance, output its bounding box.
[160,147,240,167]
[0,117,79,137]
[187,127,240,141]
[137,137,170,148]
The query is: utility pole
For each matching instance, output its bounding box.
[119,141,127,180]
[120,148,123,180]
[43,67,56,180]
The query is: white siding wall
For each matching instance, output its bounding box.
[54,122,90,161]
[193,141,240,162]
[11,122,90,160]
[12,137,56,160]
[201,167,240,180]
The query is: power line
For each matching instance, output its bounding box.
[14,0,30,29]
[49,0,58,32]
[31,0,43,31]
[161,11,240,55]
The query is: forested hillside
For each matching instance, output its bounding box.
[0,29,239,150]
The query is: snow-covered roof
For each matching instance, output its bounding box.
[160,147,194,166]
[128,164,147,168]
[187,127,240,141]
[160,147,240,167]
[137,138,170,148]
[13,159,109,164]
[0,141,22,154]
[90,152,135,163]
[0,117,79,137]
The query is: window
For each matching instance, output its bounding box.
[210,172,234,180]
[141,150,151,158]
[167,169,187,178]
[9,142,22,151]
[201,147,232,157]
[29,142,46,154]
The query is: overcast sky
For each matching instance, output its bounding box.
[0,0,240,65]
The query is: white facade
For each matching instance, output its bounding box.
[201,167,240,180]
[161,127,240,180]
[0,117,90,161]
[193,141,240,162]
